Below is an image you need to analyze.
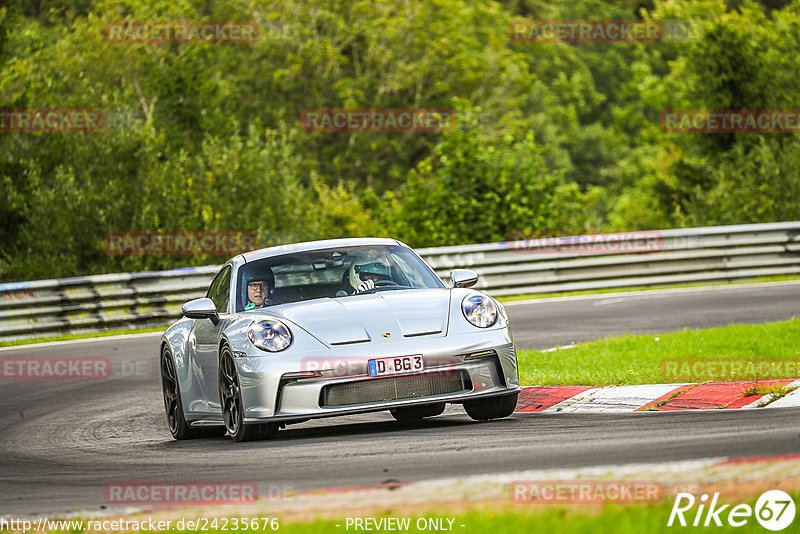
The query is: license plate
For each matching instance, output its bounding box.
[368,355,424,376]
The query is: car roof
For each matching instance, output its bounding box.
[238,237,405,263]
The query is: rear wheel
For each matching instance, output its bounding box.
[161,347,224,439]
[463,393,518,421]
[218,345,279,442]
[390,403,445,422]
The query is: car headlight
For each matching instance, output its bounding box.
[461,294,498,328]
[248,319,292,352]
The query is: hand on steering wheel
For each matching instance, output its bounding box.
[355,279,399,293]
[356,279,375,293]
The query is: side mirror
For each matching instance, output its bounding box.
[182,297,220,325]
[450,269,479,289]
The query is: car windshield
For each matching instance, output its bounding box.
[235,245,444,311]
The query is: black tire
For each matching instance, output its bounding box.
[390,402,445,422]
[161,347,225,440]
[463,392,519,421]
[218,345,279,442]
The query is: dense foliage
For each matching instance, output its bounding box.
[1,0,798,281]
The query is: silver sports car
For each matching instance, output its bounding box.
[160,238,519,441]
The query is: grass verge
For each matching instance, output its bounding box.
[20,495,797,534]
[517,318,800,386]
[264,503,792,533]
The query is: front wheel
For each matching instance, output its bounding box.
[463,392,518,421]
[218,345,279,442]
[161,348,224,439]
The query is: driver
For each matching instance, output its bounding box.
[348,260,392,293]
[244,270,276,310]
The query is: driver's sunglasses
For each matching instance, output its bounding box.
[247,282,269,290]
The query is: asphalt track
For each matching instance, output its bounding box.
[1,282,799,516]
[505,280,800,349]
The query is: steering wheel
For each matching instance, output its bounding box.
[374,280,399,287]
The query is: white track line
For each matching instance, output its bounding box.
[502,280,800,307]
[0,331,163,352]
[544,384,689,413]
[764,379,800,408]
[411,457,728,489]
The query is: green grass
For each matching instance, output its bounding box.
[0,326,165,347]
[264,504,794,533]
[17,495,795,534]
[496,274,800,302]
[742,383,796,397]
[517,319,800,386]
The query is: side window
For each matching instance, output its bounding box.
[206,266,232,313]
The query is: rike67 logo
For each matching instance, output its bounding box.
[668,490,796,530]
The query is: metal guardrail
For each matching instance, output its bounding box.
[1,222,799,342]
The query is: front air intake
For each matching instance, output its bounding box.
[320,371,471,407]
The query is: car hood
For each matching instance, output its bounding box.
[266,288,451,346]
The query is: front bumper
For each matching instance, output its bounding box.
[223,328,518,424]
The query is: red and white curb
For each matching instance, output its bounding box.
[516,379,800,413]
